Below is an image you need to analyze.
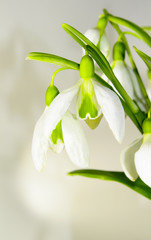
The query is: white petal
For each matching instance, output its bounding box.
[93,81,125,143]
[84,28,100,46]
[135,134,151,187]
[32,82,80,171]
[49,138,64,154]
[100,32,110,60]
[43,82,81,139]
[121,138,142,181]
[82,28,100,56]
[32,108,49,171]
[62,112,89,168]
[113,60,135,99]
[127,66,143,99]
[127,67,147,112]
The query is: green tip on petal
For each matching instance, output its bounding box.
[45,85,59,106]
[50,120,64,145]
[113,41,126,61]
[77,79,100,120]
[80,55,94,78]
[79,94,99,119]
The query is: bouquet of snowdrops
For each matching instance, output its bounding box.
[27,9,151,199]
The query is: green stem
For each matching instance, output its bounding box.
[118,31,141,41]
[104,11,151,47]
[51,67,69,86]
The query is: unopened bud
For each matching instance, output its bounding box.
[113,41,126,61]
[45,85,59,106]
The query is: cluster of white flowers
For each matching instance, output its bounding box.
[31,20,151,189]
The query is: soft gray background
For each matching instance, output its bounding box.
[1,0,151,239]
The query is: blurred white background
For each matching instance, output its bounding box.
[1,0,151,239]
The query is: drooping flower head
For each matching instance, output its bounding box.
[121,115,151,187]
[112,41,147,112]
[77,55,125,142]
[32,82,89,171]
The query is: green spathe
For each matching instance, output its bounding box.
[45,85,59,106]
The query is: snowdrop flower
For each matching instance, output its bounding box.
[121,117,151,187]
[32,84,89,171]
[112,41,147,112]
[77,55,125,142]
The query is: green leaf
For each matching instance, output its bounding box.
[27,52,79,70]
[68,169,151,199]
[134,46,151,70]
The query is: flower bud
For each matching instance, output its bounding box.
[80,55,94,78]
[45,85,59,106]
[113,41,126,61]
[97,15,107,30]
[142,118,151,134]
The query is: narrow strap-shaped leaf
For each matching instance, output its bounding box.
[134,46,151,70]
[68,169,151,199]
[27,52,80,70]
